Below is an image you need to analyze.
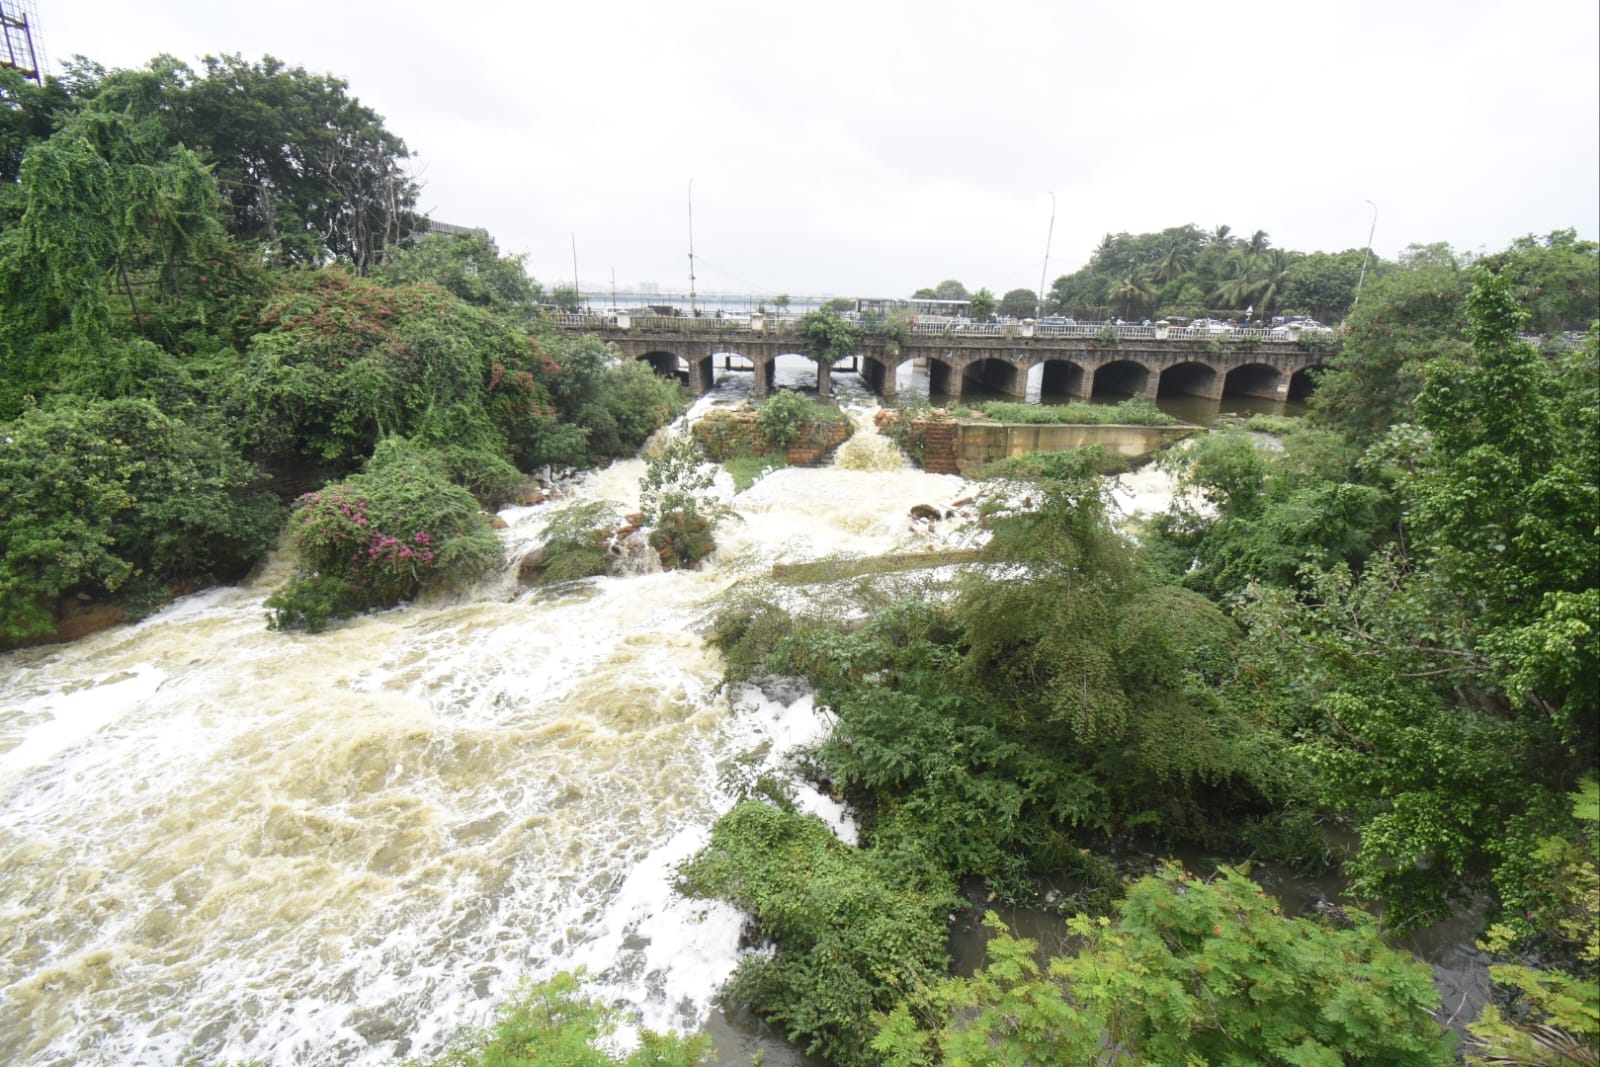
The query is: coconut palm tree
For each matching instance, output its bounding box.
[1252,248,1299,318]
[1106,272,1157,320]
[1153,238,1193,284]
[1212,249,1262,311]
[1207,224,1234,250]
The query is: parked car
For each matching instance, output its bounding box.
[1270,318,1333,337]
[1189,318,1232,334]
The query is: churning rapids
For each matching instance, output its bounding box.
[0,360,1186,1067]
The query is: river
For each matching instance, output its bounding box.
[0,359,1007,1066]
[0,359,1473,1066]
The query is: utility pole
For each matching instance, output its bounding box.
[1038,192,1056,319]
[687,179,697,316]
[1353,200,1377,309]
[571,233,581,310]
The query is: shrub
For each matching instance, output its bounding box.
[708,596,797,683]
[0,398,280,642]
[876,863,1455,1066]
[534,501,620,585]
[678,801,955,1067]
[757,388,818,447]
[266,438,501,631]
[418,970,707,1066]
[638,434,728,569]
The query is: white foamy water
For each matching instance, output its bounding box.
[0,375,984,1067]
[1,358,1185,1066]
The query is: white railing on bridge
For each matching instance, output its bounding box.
[550,314,1331,345]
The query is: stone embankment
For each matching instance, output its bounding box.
[877,410,1199,475]
[690,410,852,467]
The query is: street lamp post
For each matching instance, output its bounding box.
[1353,199,1377,309]
[1038,192,1056,319]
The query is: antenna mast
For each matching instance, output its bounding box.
[687,179,697,316]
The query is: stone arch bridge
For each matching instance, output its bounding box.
[572,320,1332,405]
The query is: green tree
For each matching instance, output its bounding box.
[1409,270,1598,745]
[0,89,232,416]
[0,399,279,642]
[998,287,1038,319]
[1309,247,1471,446]
[1282,248,1369,323]
[370,231,543,318]
[1477,228,1600,335]
[876,864,1455,1067]
[638,433,725,569]
[918,278,968,301]
[796,306,860,399]
[172,53,419,269]
[1106,272,1156,319]
[968,286,997,321]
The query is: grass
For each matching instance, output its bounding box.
[974,397,1177,426]
[770,549,985,585]
[724,452,787,491]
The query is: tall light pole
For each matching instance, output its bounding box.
[1038,192,1056,319]
[1352,199,1377,309]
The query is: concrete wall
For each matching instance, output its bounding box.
[952,422,1201,473]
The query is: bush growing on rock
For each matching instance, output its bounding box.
[266,437,501,631]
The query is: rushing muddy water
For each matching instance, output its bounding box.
[0,358,978,1067]
[0,358,1478,1066]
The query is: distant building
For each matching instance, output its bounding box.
[422,220,498,255]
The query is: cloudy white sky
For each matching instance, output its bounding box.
[28,0,1600,301]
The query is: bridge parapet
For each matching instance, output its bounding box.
[551,313,1339,351]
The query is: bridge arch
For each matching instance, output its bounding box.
[1158,361,1223,401]
[963,357,1027,400]
[637,350,684,381]
[1288,364,1324,402]
[1038,358,1091,401]
[1092,359,1155,400]
[1222,362,1286,401]
[859,353,913,398]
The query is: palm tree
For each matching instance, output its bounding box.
[1252,249,1299,318]
[1153,238,1193,284]
[1212,250,1262,311]
[1207,224,1234,250]
[1244,229,1272,257]
[1106,272,1157,319]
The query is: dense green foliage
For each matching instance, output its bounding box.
[0,399,279,640]
[876,864,1455,1066]
[0,53,680,640]
[1045,224,1370,322]
[415,971,707,1067]
[689,252,1596,1065]
[265,438,501,631]
[638,434,726,569]
[678,800,954,1067]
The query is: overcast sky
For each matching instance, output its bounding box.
[29,0,1600,300]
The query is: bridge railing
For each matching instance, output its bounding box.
[552,315,1335,346]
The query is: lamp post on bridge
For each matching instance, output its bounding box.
[1352,199,1377,309]
[1038,191,1056,320]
